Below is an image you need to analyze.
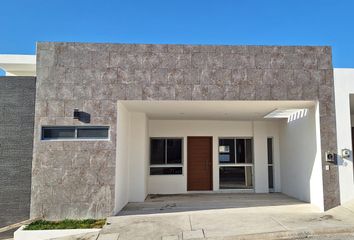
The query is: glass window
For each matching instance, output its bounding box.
[245,139,253,163]
[42,127,75,140]
[150,139,165,165]
[150,167,182,175]
[167,139,182,164]
[219,139,235,163]
[150,138,183,175]
[219,138,253,189]
[267,137,274,190]
[234,139,253,163]
[236,139,245,163]
[41,126,109,140]
[219,166,253,189]
[267,138,273,164]
[77,127,109,139]
[268,166,274,189]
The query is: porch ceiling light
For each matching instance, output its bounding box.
[264,108,308,119]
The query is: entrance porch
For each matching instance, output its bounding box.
[115,100,324,214]
[118,193,314,216]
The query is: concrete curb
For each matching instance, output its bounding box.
[0,218,40,233]
[207,226,354,240]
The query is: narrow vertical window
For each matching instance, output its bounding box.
[267,138,274,191]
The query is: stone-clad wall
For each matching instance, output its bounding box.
[0,77,36,227]
[32,42,338,219]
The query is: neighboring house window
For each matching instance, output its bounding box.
[42,126,109,140]
[218,138,253,189]
[150,138,183,175]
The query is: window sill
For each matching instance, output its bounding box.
[40,139,110,142]
[149,174,184,177]
[218,163,253,167]
[150,164,183,168]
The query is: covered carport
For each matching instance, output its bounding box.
[115,100,324,214]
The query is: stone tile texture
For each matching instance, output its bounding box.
[32,42,339,220]
[0,76,36,227]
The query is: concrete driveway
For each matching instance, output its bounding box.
[99,193,354,240]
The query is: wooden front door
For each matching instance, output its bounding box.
[187,137,213,191]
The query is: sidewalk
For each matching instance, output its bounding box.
[12,194,354,240]
[98,194,354,240]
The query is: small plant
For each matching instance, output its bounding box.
[24,219,106,230]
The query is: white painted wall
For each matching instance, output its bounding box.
[148,120,281,194]
[253,122,269,193]
[115,103,130,213]
[115,106,149,212]
[279,105,324,210]
[334,68,354,204]
[253,121,281,193]
[128,113,148,202]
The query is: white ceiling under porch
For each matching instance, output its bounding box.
[120,100,316,121]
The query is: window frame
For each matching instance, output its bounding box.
[41,126,110,141]
[219,165,254,190]
[218,138,236,164]
[149,137,184,176]
[218,137,254,190]
[218,137,254,166]
[267,137,275,191]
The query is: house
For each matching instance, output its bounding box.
[0,42,353,223]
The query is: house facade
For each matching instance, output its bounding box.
[1,42,354,222]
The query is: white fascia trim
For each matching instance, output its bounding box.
[0,54,36,76]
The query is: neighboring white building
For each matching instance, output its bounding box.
[0,54,36,76]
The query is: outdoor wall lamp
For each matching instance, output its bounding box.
[73,109,91,123]
[342,149,351,159]
[73,108,81,119]
[325,151,336,163]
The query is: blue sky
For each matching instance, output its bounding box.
[0,0,353,70]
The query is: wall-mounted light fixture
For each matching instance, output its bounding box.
[342,149,351,159]
[325,151,336,164]
[73,109,80,119]
[73,109,91,123]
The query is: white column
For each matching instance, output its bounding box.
[253,121,269,193]
[129,112,148,202]
[115,103,131,213]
